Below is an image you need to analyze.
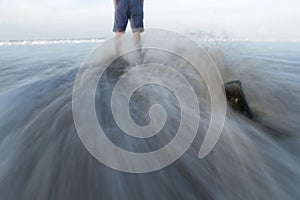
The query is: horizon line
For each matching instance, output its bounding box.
[1,37,300,47]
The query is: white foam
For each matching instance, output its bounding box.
[0,38,104,46]
[1,37,299,47]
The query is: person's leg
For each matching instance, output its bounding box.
[132,30,143,64]
[129,0,144,48]
[133,31,141,48]
[113,1,128,56]
[115,31,124,56]
[115,31,124,37]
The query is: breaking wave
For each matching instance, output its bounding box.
[0,36,299,199]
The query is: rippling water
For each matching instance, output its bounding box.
[0,41,300,200]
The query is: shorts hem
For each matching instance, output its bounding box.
[113,28,126,33]
[132,27,144,33]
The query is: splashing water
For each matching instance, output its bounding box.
[0,39,300,200]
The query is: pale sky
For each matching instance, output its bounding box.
[0,0,299,40]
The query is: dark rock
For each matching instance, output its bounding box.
[224,80,253,119]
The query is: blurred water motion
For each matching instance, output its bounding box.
[0,41,300,200]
